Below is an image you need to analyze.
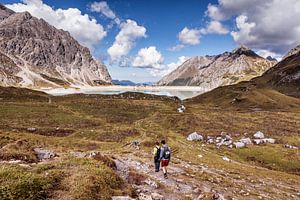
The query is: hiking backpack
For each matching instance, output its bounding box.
[154,146,161,160]
[163,146,171,160]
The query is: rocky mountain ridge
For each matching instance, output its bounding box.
[158,46,276,91]
[0,5,111,88]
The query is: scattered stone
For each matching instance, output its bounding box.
[139,193,152,200]
[112,196,134,200]
[151,192,164,200]
[240,138,252,145]
[253,139,263,145]
[262,138,276,144]
[34,148,56,160]
[212,193,225,200]
[233,142,246,148]
[187,132,203,141]
[222,156,230,162]
[284,144,299,149]
[27,127,37,132]
[198,154,203,158]
[145,178,159,188]
[254,131,264,139]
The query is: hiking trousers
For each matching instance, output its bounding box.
[154,158,160,172]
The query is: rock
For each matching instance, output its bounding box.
[233,142,246,148]
[187,132,203,141]
[112,196,134,200]
[177,108,184,113]
[212,193,225,200]
[262,138,275,144]
[253,139,263,145]
[284,144,299,149]
[34,148,56,160]
[240,138,252,145]
[139,193,152,200]
[254,131,265,139]
[222,156,230,162]
[207,138,215,144]
[198,154,203,158]
[151,192,164,200]
[145,178,159,188]
[27,127,37,132]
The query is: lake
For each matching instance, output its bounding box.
[42,86,208,100]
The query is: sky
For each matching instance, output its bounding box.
[3,0,300,83]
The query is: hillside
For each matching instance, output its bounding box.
[187,45,300,110]
[158,46,276,91]
[0,5,111,88]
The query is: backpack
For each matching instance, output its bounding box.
[163,146,171,160]
[154,146,160,160]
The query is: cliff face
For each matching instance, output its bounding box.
[158,46,276,91]
[0,5,111,88]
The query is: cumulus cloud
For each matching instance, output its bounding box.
[256,49,282,61]
[90,1,120,25]
[202,20,229,34]
[107,19,146,62]
[132,46,164,69]
[149,56,190,77]
[6,0,106,50]
[168,44,185,52]
[206,0,300,54]
[178,27,202,45]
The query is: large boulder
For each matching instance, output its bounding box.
[34,148,56,160]
[240,138,252,145]
[254,131,264,139]
[233,142,246,148]
[187,132,203,141]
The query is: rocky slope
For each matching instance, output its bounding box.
[0,5,111,88]
[188,45,300,109]
[158,46,276,91]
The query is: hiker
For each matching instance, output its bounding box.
[153,141,161,172]
[159,140,171,179]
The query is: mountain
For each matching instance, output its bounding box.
[187,45,300,110]
[112,80,136,86]
[0,5,111,88]
[158,46,276,91]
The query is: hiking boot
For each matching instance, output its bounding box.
[164,173,168,179]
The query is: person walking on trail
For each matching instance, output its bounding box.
[153,142,161,172]
[159,140,171,179]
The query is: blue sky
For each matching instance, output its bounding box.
[3,0,300,82]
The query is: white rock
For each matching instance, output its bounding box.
[222,156,230,162]
[262,138,275,144]
[284,144,299,149]
[240,138,252,145]
[112,196,134,200]
[253,139,263,145]
[254,131,264,139]
[234,142,246,148]
[187,132,203,141]
[151,192,164,200]
[198,154,203,158]
[207,138,214,144]
[34,148,56,160]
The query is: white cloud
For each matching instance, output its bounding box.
[206,0,300,54]
[178,27,201,45]
[6,0,106,50]
[256,50,282,61]
[90,1,120,25]
[168,44,185,51]
[149,56,189,77]
[231,15,256,44]
[107,19,146,62]
[132,46,164,69]
[203,20,229,34]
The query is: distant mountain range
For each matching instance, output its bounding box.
[112,80,154,86]
[0,4,111,88]
[158,46,276,91]
[188,44,300,110]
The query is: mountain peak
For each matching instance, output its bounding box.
[0,4,15,21]
[283,44,300,60]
